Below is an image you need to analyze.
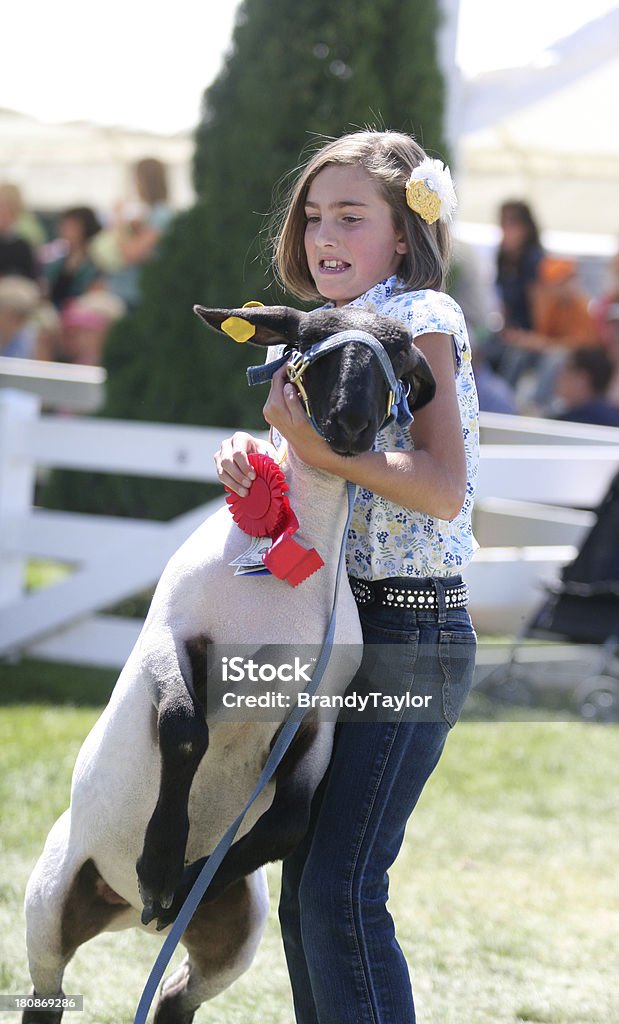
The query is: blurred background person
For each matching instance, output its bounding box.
[0,184,38,280]
[526,257,599,351]
[0,275,41,357]
[490,199,545,387]
[31,301,63,362]
[593,237,619,347]
[507,257,601,413]
[601,302,619,409]
[96,157,173,310]
[551,345,619,427]
[59,290,126,365]
[472,348,518,415]
[497,200,545,331]
[450,236,518,415]
[42,206,103,309]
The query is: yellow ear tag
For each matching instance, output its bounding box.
[220,301,265,343]
[221,317,255,343]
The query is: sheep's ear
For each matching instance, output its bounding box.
[403,347,436,412]
[193,304,304,347]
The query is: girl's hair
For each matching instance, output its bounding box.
[273,130,452,301]
[135,158,169,205]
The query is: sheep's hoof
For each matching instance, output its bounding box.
[137,858,181,931]
[141,898,179,931]
[22,994,64,1024]
[141,902,158,926]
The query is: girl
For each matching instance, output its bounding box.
[215,130,479,1024]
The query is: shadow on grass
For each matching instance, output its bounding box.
[0,658,117,706]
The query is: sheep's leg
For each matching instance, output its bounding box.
[137,634,210,926]
[136,688,209,925]
[153,870,268,1024]
[157,719,329,922]
[23,830,133,1024]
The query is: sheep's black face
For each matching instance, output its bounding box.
[299,342,391,456]
[194,303,436,456]
[294,308,436,456]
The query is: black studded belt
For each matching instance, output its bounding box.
[349,576,469,611]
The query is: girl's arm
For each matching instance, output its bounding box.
[262,332,467,522]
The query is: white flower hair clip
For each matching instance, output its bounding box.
[405,158,457,225]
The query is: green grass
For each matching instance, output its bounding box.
[0,675,618,1023]
[25,558,155,620]
[25,559,71,592]
[0,659,117,706]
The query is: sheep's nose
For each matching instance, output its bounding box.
[327,409,374,453]
[337,409,372,436]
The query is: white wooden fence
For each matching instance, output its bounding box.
[472,411,619,633]
[1,364,619,669]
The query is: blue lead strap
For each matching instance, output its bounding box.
[246,350,289,385]
[133,480,357,1024]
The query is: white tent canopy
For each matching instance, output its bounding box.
[456,6,619,236]
[0,108,193,213]
[2,4,618,240]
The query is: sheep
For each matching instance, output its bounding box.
[22,302,435,1024]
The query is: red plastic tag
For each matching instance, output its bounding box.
[263,531,324,587]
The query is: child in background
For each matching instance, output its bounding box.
[60,290,126,365]
[505,257,601,412]
[215,130,478,1024]
[102,157,173,310]
[491,199,545,386]
[0,184,38,280]
[496,199,544,333]
[42,207,103,310]
[508,257,599,353]
[553,346,619,427]
[0,275,40,357]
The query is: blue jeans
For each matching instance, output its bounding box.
[278,578,477,1024]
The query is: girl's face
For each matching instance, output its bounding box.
[304,164,407,306]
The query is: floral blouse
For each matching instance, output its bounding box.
[341,275,479,580]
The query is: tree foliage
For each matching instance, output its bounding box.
[48,0,446,520]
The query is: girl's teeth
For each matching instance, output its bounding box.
[322,260,346,269]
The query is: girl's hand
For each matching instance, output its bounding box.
[262,366,336,471]
[214,432,270,496]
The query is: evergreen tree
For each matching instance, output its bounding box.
[49,0,446,520]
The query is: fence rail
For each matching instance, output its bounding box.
[0,355,106,413]
[1,378,618,669]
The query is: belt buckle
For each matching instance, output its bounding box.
[351,579,374,607]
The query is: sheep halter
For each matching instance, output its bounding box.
[246,329,414,434]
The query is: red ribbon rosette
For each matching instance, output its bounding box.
[225,453,295,538]
[226,452,323,585]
